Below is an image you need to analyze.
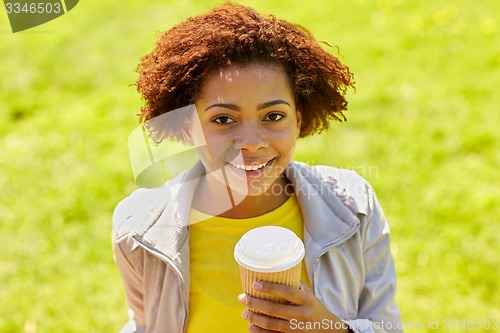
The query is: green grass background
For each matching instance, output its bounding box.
[1,0,499,332]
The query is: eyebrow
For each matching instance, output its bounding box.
[205,99,291,112]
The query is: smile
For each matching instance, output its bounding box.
[228,158,275,173]
[230,161,270,171]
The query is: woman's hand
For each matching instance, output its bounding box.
[238,281,351,333]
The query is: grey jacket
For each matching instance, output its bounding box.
[112,161,403,333]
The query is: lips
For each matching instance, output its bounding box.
[227,158,275,177]
[230,160,270,171]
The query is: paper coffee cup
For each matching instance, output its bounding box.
[234,226,305,304]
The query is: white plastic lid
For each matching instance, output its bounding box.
[234,226,305,273]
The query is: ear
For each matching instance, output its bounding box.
[296,110,302,137]
[181,119,194,146]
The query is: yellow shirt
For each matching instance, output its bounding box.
[186,195,309,333]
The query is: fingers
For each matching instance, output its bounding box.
[252,281,308,305]
[239,293,302,321]
[242,309,292,333]
[239,281,345,333]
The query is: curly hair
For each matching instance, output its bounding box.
[136,2,354,142]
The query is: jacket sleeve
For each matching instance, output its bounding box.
[345,183,402,333]
[112,191,150,333]
[113,237,146,333]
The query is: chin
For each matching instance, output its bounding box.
[246,179,279,197]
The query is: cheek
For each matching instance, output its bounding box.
[275,129,298,156]
[196,130,236,171]
[190,119,207,146]
[203,130,230,153]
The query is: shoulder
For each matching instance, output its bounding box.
[297,162,391,239]
[112,185,169,243]
[112,161,205,245]
[289,161,373,216]
[289,160,366,183]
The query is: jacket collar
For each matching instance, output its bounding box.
[130,161,203,281]
[285,162,361,248]
[135,161,363,271]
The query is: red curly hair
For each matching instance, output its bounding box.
[136,2,354,142]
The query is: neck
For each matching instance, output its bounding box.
[192,174,292,219]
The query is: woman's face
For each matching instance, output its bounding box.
[192,62,301,197]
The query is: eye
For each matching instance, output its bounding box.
[213,115,236,125]
[264,113,284,122]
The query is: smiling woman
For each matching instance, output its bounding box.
[190,63,301,218]
[135,3,353,143]
[112,2,402,333]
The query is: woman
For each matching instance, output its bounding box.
[113,3,402,332]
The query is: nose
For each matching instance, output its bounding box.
[233,122,268,152]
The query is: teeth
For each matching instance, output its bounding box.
[231,161,268,171]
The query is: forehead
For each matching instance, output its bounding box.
[199,62,293,98]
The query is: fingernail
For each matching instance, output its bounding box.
[252,281,263,290]
[238,294,246,304]
[242,310,248,320]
